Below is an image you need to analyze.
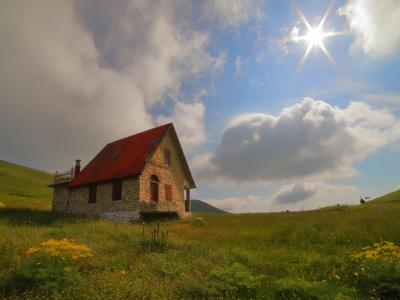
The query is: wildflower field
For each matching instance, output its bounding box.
[1,197,400,299]
[1,161,400,299]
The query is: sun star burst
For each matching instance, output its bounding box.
[293,1,344,68]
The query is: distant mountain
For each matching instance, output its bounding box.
[191,199,227,213]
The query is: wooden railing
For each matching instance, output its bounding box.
[54,168,74,184]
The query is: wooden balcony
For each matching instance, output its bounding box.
[53,168,74,185]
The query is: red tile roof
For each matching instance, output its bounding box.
[68,123,172,188]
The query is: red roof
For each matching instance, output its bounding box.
[68,123,172,188]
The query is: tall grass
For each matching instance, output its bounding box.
[0,200,399,299]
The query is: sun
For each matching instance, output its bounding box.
[292,1,344,68]
[304,27,326,48]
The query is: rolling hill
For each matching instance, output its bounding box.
[191,199,227,213]
[0,160,52,209]
[368,188,400,204]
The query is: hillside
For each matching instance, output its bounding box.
[191,199,227,213]
[0,160,52,209]
[368,188,400,204]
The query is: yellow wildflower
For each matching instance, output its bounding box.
[27,238,92,261]
[351,241,400,262]
[26,247,40,254]
[64,266,72,272]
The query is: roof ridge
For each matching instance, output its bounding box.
[106,123,172,146]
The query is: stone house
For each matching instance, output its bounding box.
[49,123,195,222]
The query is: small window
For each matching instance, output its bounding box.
[150,175,159,202]
[164,149,171,166]
[88,185,97,203]
[112,181,123,201]
[165,184,172,201]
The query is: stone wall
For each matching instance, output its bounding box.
[65,177,140,215]
[51,184,69,212]
[139,131,190,216]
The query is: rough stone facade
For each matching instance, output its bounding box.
[51,130,192,222]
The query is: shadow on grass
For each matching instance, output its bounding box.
[0,208,92,227]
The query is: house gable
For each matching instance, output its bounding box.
[139,128,193,207]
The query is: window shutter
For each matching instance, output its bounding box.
[165,184,172,201]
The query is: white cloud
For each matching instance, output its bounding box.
[361,93,400,110]
[338,0,400,57]
[156,101,207,152]
[203,0,265,29]
[271,182,359,205]
[0,0,224,171]
[194,98,400,184]
[204,195,261,212]
[204,182,360,213]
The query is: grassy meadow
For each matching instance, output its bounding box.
[0,161,400,299]
[0,160,52,210]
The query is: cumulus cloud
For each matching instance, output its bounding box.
[0,0,226,171]
[194,98,400,184]
[205,195,260,212]
[204,182,360,212]
[271,182,358,204]
[339,0,400,57]
[156,101,207,152]
[203,0,265,29]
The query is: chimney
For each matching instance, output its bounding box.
[74,159,81,178]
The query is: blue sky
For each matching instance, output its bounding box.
[1,0,399,212]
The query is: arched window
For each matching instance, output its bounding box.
[150,175,159,202]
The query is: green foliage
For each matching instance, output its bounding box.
[139,223,169,252]
[340,241,400,299]
[209,263,261,298]
[158,260,186,277]
[0,256,80,295]
[274,279,319,300]
[179,279,210,299]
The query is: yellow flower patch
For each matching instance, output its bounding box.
[351,241,400,262]
[27,238,93,260]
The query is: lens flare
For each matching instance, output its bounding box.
[293,1,345,68]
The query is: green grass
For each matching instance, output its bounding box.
[0,160,52,210]
[1,161,400,299]
[368,188,400,204]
